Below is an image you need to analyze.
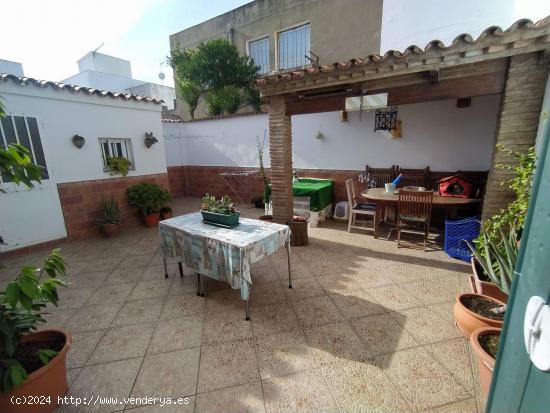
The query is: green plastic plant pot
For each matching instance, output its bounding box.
[201,210,240,227]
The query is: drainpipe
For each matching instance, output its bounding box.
[535,70,550,158]
[226,23,233,45]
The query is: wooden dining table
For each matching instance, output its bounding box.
[361,187,481,238]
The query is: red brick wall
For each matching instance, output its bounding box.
[167,165,363,204]
[58,173,170,240]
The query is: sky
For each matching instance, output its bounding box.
[0,0,251,88]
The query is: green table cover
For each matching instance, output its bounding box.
[292,178,334,212]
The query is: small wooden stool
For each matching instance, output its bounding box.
[289,218,308,246]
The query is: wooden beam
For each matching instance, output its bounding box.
[386,71,506,105]
[286,95,346,116]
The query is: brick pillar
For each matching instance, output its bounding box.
[482,52,549,218]
[267,95,293,224]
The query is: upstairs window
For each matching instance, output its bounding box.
[248,36,269,74]
[0,115,48,183]
[99,138,134,171]
[277,22,310,70]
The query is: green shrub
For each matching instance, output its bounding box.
[126,183,171,215]
[201,194,236,215]
[99,196,121,224]
[106,156,131,177]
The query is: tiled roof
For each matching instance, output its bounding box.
[255,17,550,91]
[0,73,163,104]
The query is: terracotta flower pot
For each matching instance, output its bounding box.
[453,293,505,337]
[470,258,508,303]
[143,212,160,227]
[100,222,120,238]
[470,327,501,397]
[0,329,71,413]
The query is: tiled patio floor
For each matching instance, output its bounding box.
[1,197,483,413]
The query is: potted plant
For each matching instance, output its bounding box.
[98,196,121,237]
[0,249,71,413]
[470,326,501,398]
[200,194,240,227]
[106,156,131,177]
[160,206,173,220]
[453,222,518,337]
[126,183,171,227]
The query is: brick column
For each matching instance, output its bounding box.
[483,52,549,218]
[267,95,293,224]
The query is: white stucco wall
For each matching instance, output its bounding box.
[0,82,165,251]
[380,0,550,52]
[164,95,500,172]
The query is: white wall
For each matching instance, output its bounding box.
[380,0,550,52]
[0,59,24,76]
[127,83,176,110]
[164,95,500,172]
[77,52,132,78]
[0,82,165,251]
[62,70,145,92]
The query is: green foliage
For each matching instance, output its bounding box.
[468,222,518,295]
[201,194,236,215]
[482,145,536,241]
[106,156,131,177]
[0,144,43,192]
[126,182,172,215]
[256,133,271,203]
[99,196,120,224]
[0,249,67,392]
[170,39,260,117]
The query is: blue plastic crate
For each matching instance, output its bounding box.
[444,217,480,262]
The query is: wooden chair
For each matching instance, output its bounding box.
[396,167,431,189]
[346,178,376,232]
[397,189,434,251]
[365,165,398,187]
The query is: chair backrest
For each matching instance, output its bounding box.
[397,167,431,189]
[366,165,397,187]
[398,190,434,218]
[345,178,356,208]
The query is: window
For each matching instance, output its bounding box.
[248,36,269,74]
[0,115,48,183]
[99,138,134,171]
[277,22,310,70]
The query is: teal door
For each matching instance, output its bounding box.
[487,122,550,411]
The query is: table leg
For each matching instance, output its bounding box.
[201,275,207,297]
[374,204,381,239]
[245,299,250,321]
[196,273,201,296]
[285,242,292,289]
[163,257,168,279]
[178,262,184,278]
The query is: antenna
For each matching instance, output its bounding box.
[92,42,105,54]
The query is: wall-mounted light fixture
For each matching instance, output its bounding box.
[144,132,158,148]
[374,106,399,131]
[72,134,85,149]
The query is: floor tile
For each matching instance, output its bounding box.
[425,338,474,391]
[111,298,164,326]
[394,305,461,345]
[263,369,339,413]
[249,281,287,305]
[56,287,95,309]
[162,293,205,319]
[251,302,301,337]
[125,397,195,413]
[329,289,388,319]
[304,322,371,366]
[323,360,411,413]
[68,270,110,289]
[106,267,144,285]
[62,358,142,413]
[88,323,155,364]
[408,278,461,305]
[148,315,203,354]
[68,330,106,368]
[284,277,325,301]
[376,347,472,411]
[292,296,344,327]
[203,315,253,344]
[317,274,364,295]
[352,313,418,357]
[131,348,200,400]
[420,397,477,413]
[198,339,260,393]
[128,279,171,300]
[255,329,317,379]
[369,284,424,310]
[195,382,266,413]
[169,274,200,295]
[86,283,134,306]
[118,254,153,269]
[65,304,121,332]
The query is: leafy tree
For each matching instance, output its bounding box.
[170,39,260,117]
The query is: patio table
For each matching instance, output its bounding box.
[159,212,292,320]
[361,187,481,238]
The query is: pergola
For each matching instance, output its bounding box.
[255,18,550,224]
